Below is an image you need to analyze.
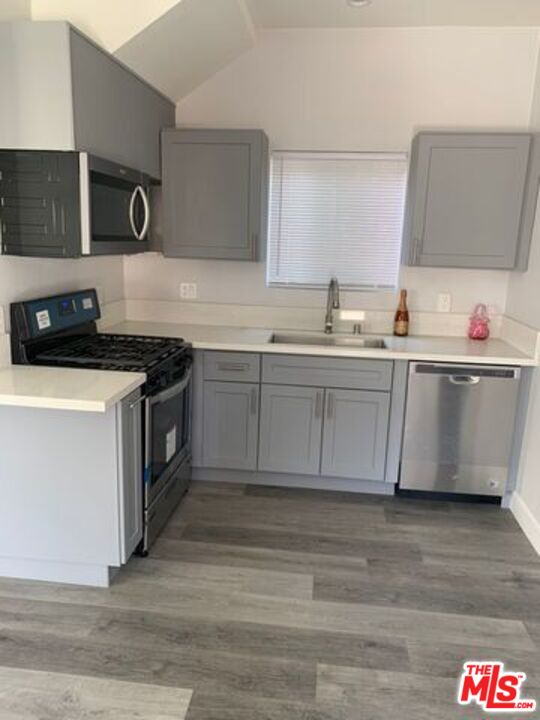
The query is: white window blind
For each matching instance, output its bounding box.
[267,151,408,290]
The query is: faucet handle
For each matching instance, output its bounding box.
[353,323,362,335]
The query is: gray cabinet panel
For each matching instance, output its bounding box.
[203,351,260,383]
[262,354,393,391]
[70,29,174,178]
[162,129,269,260]
[321,389,390,482]
[118,390,143,563]
[258,385,323,475]
[203,381,259,470]
[404,133,532,269]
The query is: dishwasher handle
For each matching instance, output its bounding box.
[410,363,521,380]
[448,375,480,386]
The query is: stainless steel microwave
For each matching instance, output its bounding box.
[80,153,152,255]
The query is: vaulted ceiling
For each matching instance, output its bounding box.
[247,0,540,28]
[2,0,540,102]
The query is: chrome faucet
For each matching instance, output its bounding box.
[324,277,340,334]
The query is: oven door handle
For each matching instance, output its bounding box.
[148,366,193,405]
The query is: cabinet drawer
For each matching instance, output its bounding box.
[203,352,260,383]
[262,354,393,391]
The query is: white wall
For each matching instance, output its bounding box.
[125,26,538,314]
[30,0,179,51]
[0,256,124,333]
[506,43,540,550]
[0,0,30,20]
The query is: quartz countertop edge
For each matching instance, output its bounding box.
[0,366,146,412]
[109,321,538,367]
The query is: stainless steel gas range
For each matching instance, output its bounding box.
[10,288,192,553]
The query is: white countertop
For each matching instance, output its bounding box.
[109,320,537,366]
[0,366,145,413]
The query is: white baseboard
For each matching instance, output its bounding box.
[0,557,114,587]
[510,492,540,555]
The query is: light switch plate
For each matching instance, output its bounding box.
[437,293,452,313]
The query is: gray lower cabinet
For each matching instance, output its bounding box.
[403,132,533,270]
[258,385,324,475]
[320,389,390,481]
[197,352,395,483]
[202,381,259,470]
[162,128,269,260]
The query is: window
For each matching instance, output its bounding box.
[267,151,408,290]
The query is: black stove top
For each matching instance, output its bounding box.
[35,333,186,373]
[10,290,191,389]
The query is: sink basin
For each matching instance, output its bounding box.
[270,332,387,348]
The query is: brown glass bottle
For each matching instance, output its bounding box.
[394,289,409,337]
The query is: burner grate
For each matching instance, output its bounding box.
[36,333,186,372]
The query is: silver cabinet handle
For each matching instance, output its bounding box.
[129,185,150,241]
[250,387,258,415]
[326,391,334,420]
[314,391,323,419]
[217,362,248,372]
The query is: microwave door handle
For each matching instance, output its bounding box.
[128,186,151,241]
[128,186,139,239]
[138,186,150,241]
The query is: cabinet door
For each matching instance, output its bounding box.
[162,129,268,260]
[203,381,259,470]
[405,133,531,269]
[321,389,390,482]
[70,28,174,178]
[118,390,143,563]
[258,385,324,475]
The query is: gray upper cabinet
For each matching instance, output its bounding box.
[69,30,174,178]
[0,22,174,178]
[258,385,324,475]
[162,129,269,260]
[321,389,390,482]
[403,132,534,270]
[202,381,259,470]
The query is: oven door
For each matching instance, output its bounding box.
[80,153,151,256]
[144,366,192,507]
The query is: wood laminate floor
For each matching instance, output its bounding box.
[0,481,539,719]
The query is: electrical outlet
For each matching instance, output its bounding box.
[437,292,452,313]
[180,283,197,300]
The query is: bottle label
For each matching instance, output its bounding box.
[394,320,409,336]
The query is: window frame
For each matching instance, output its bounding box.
[266,149,409,292]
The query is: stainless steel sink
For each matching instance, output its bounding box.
[269,332,387,348]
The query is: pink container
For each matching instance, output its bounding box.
[468,303,490,341]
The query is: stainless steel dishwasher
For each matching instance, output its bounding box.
[400,363,521,497]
